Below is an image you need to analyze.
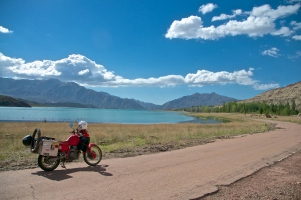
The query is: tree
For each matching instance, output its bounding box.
[259,105,264,115]
[291,100,298,115]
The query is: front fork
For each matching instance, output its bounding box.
[86,144,97,159]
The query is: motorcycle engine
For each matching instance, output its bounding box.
[68,148,79,160]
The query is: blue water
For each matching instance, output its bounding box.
[0,107,200,124]
[0,107,223,124]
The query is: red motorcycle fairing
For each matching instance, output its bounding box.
[59,134,80,152]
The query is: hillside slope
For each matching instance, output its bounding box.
[243,81,301,111]
[0,95,31,107]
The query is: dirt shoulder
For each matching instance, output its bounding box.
[201,150,301,200]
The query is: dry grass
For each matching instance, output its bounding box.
[0,114,271,163]
[189,112,301,124]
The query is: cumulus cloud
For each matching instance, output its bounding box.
[253,83,280,90]
[184,68,256,86]
[271,26,293,36]
[292,35,301,40]
[212,9,242,21]
[0,53,120,83]
[262,47,280,57]
[165,4,300,40]
[0,26,13,34]
[0,52,278,90]
[198,3,217,14]
[291,21,301,29]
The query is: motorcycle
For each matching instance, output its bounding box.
[22,124,102,171]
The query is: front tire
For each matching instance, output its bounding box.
[38,155,60,171]
[83,145,102,166]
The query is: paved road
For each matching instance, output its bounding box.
[1,120,301,200]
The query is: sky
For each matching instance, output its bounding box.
[0,0,300,105]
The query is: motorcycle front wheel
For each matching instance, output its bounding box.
[38,155,60,171]
[83,145,102,166]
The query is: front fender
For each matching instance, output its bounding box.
[87,143,98,152]
[86,143,100,159]
[89,143,97,148]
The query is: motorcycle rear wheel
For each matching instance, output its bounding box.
[83,145,102,166]
[38,155,60,171]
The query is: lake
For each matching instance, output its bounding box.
[0,107,221,124]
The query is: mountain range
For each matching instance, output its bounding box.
[0,77,238,110]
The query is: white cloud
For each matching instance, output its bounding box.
[0,53,25,76]
[165,4,300,40]
[107,75,185,87]
[198,3,217,15]
[271,26,293,36]
[261,47,280,57]
[184,68,256,86]
[0,26,13,34]
[78,69,90,75]
[250,4,299,18]
[0,52,278,90]
[212,9,242,21]
[291,21,301,29]
[0,53,119,82]
[253,83,280,90]
[292,35,301,40]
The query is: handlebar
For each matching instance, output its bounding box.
[69,124,82,136]
[70,128,79,135]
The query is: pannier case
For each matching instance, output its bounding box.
[38,140,59,156]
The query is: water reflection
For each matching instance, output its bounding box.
[180,117,230,124]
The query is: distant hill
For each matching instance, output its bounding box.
[135,100,161,110]
[160,92,238,110]
[243,81,301,111]
[0,95,31,107]
[0,77,145,110]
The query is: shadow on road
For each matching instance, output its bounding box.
[31,164,113,181]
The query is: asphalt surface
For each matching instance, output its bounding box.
[1,120,301,200]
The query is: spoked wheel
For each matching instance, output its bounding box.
[83,145,102,166]
[38,155,60,171]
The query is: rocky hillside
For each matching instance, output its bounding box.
[0,95,31,107]
[243,81,301,111]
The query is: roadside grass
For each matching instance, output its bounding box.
[0,114,272,164]
[188,112,301,124]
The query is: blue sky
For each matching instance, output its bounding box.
[0,0,300,105]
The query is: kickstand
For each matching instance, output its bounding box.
[61,162,66,169]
